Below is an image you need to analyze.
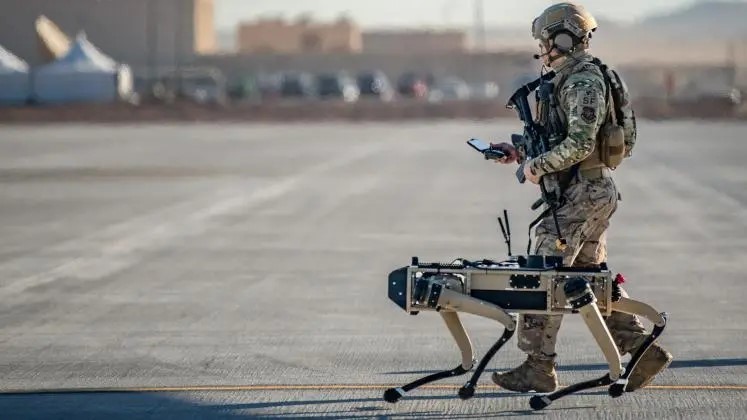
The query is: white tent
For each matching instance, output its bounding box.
[32,33,133,104]
[0,44,30,105]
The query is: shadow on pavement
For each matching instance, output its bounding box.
[0,390,557,420]
[0,388,602,420]
[0,392,254,420]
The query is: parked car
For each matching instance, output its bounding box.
[356,70,395,101]
[676,81,742,106]
[227,76,258,101]
[160,68,227,105]
[280,72,316,99]
[469,81,501,100]
[316,72,360,102]
[396,72,429,99]
[428,76,472,102]
[256,72,283,101]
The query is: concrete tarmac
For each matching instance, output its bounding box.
[0,121,746,419]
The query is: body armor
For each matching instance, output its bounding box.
[535,58,637,172]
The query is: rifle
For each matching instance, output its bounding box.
[505,70,568,252]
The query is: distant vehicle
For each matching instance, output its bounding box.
[469,81,500,100]
[428,76,472,102]
[256,73,283,101]
[280,72,316,99]
[730,88,743,105]
[676,80,742,106]
[396,72,429,99]
[356,71,395,101]
[316,73,360,102]
[182,78,225,104]
[159,67,227,105]
[227,76,258,101]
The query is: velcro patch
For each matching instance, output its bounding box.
[580,89,597,106]
[581,106,596,123]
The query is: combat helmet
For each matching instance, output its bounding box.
[532,2,597,53]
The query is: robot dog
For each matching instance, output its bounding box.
[384,249,667,410]
[385,212,668,410]
[385,249,667,409]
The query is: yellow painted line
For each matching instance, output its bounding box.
[1,384,746,394]
[647,385,747,391]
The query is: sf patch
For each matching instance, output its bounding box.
[580,89,597,106]
[581,106,596,123]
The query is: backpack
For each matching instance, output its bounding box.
[593,59,638,168]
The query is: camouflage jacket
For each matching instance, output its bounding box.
[528,50,608,177]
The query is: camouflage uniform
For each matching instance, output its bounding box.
[492,50,672,393]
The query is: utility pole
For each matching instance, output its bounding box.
[175,0,184,96]
[726,40,736,87]
[473,0,485,52]
[147,0,158,85]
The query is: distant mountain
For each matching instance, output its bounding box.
[480,1,747,65]
[640,1,747,39]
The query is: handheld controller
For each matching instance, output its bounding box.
[467,138,507,160]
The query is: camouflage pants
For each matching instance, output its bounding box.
[519,174,646,358]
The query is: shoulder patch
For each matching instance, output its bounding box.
[580,89,598,107]
[581,106,596,123]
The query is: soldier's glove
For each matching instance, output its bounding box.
[489,142,518,164]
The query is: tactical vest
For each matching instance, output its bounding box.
[539,57,637,171]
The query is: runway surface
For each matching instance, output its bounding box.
[0,121,746,419]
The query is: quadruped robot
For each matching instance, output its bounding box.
[383,153,668,411]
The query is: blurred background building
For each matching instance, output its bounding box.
[235,17,468,55]
[237,16,361,54]
[0,0,216,74]
[362,30,468,54]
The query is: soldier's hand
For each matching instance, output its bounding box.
[523,161,541,184]
[489,142,518,164]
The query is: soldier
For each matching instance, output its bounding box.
[490,2,673,393]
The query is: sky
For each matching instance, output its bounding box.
[214,0,731,30]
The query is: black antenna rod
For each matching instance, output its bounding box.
[498,210,512,257]
[504,209,512,256]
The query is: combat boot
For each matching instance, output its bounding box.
[491,354,559,393]
[627,342,673,391]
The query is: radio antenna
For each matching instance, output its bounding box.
[498,209,512,256]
